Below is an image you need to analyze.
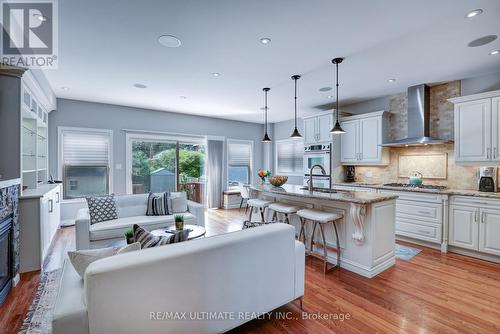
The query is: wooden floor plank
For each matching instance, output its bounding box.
[1,208,500,334]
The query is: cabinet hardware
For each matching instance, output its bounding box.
[56,192,60,203]
[481,212,486,223]
[49,199,53,213]
[474,211,479,222]
[494,147,498,159]
[487,148,491,159]
[418,211,430,215]
[417,229,430,235]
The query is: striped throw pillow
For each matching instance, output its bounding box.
[133,225,190,248]
[146,192,170,216]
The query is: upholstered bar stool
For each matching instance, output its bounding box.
[297,208,343,273]
[246,199,272,222]
[268,202,300,225]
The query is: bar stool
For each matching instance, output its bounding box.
[246,199,272,222]
[297,208,343,273]
[268,202,300,224]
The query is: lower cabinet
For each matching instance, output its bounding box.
[19,184,62,272]
[449,197,500,256]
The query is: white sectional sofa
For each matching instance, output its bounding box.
[75,193,205,250]
[52,223,305,334]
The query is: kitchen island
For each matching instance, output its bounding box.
[250,184,398,278]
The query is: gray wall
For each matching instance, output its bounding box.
[340,96,390,115]
[461,71,500,96]
[49,98,265,195]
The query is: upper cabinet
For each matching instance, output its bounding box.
[303,113,332,144]
[339,111,389,165]
[449,90,500,164]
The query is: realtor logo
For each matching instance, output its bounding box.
[0,0,58,68]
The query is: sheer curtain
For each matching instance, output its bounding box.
[207,139,224,209]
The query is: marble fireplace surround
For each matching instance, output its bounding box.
[0,179,21,291]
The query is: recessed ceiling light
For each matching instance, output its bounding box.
[489,49,500,55]
[34,14,48,22]
[158,35,182,48]
[180,96,187,99]
[319,86,332,92]
[211,72,221,77]
[327,95,333,99]
[260,37,271,44]
[61,86,70,91]
[468,35,497,47]
[388,78,396,83]
[133,83,147,89]
[465,9,483,18]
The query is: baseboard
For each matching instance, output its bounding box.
[318,253,395,278]
[448,246,500,264]
[12,273,20,287]
[396,235,443,251]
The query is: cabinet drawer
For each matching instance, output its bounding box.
[450,195,500,208]
[379,190,444,203]
[396,200,441,224]
[396,218,441,243]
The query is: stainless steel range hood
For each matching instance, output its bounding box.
[381,84,451,147]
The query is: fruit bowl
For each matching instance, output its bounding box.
[269,176,288,187]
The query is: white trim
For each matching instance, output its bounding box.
[339,110,386,122]
[22,70,56,111]
[274,138,304,176]
[123,128,206,141]
[448,89,500,104]
[57,126,114,200]
[226,138,254,189]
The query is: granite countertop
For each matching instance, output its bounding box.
[250,184,398,205]
[331,182,500,199]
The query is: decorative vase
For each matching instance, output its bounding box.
[260,177,266,185]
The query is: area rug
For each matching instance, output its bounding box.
[395,244,422,261]
[18,269,62,334]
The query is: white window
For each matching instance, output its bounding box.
[275,139,303,175]
[227,139,253,188]
[59,127,113,200]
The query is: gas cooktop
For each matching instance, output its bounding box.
[383,183,448,190]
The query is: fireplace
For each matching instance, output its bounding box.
[0,215,12,305]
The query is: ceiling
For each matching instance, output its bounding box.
[43,0,500,123]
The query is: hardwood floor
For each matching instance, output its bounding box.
[2,208,500,333]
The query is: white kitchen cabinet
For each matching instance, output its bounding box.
[479,208,500,256]
[449,90,500,164]
[449,196,500,257]
[449,205,478,250]
[339,111,389,165]
[19,184,62,272]
[303,113,332,144]
[339,120,358,162]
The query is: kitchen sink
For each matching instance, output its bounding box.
[299,186,337,194]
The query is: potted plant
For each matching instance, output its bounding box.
[175,214,185,230]
[124,228,134,244]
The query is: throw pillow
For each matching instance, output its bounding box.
[146,192,170,216]
[169,192,188,213]
[68,242,140,278]
[86,194,118,225]
[133,224,190,248]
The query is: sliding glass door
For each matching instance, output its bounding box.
[127,134,206,204]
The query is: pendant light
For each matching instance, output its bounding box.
[330,57,346,134]
[262,87,272,142]
[290,75,302,138]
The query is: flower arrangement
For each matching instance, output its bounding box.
[258,169,272,184]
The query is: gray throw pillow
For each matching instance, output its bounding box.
[68,242,140,278]
[169,192,188,213]
[86,194,118,225]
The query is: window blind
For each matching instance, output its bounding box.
[276,140,303,174]
[228,142,252,165]
[62,131,110,166]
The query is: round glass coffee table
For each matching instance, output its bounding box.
[151,224,206,240]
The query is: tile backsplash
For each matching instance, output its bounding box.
[334,81,496,190]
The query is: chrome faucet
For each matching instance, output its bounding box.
[308,164,326,192]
